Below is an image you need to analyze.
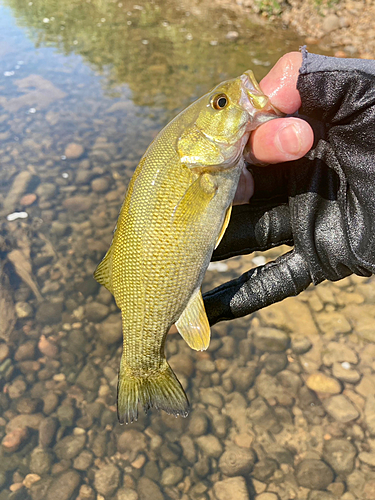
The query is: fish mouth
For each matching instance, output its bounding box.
[240,70,283,129]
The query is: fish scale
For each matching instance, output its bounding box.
[94,69,281,423]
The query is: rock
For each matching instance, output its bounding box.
[265,353,287,374]
[62,196,92,212]
[45,470,80,500]
[76,363,99,391]
[253,328,289,352]
[359,451,375,467]
[8,379,27,399]
[180,435,196,463]
[0,343,9,363]
[322,14,340,33]
[117,429,147,455]
[137,478,164,500]
[231,363,257,391]
[322,342,358,366]
[15,301,33,319]
[196,435,222,458]
[213,477,249,500]
[85,302,109,322]
[96,314,122,345]
[226,30,239,40]
[23,474,41,489]
[42,392,59,415]
[355,374,375,397]
[212,414,230,438]
[94,464,120,497]
[51,221,69,237]
[332,362,361,384]
[295,459,334,490]
[323,395,359,422]
[365,395,375,435]
[255,494,279,500]
[6,413,44,432]
[2,427,28,452]
[38,335,58,358]
[200,388,224,408]
[219,446,256,476]
[36,302,63,324]
[30,447,52,475]
[73,450,93,471]
[306,373,341,394]
[291,337,312,354]
[196,359,215,373]
[15,341,35,361]
[252,458,278,482]
[20,193,37,206]
[77,484,95,500]
[39,417,57,448]
[217,336,236,357]
[188,411,209,436]
[54,434,86,460]
[57,404,75,427]
[323,438,357,475]
[161,465,183,486]
[91,178,110,193]
[316,311,351,334]
[117,487,138,500]
[65,143,84,159]
[36,183,56,200]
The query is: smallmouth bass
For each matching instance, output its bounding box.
[94,70,281,423]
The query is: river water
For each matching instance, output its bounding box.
[0,1,375,500]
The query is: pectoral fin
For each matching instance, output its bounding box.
[172,173,217,224]
[94,245,114,294]
[215,205,232,249]
[176,288,210,351]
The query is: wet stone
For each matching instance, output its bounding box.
[91,177,110,193]
[231,363,257,391]
[365,395,375,435]
[36,302,63,324]
[255,494,279,500]
[2,427,28,453]
[253,328,289,352]
[322,342,358,366]
[39,417,57,448]
[14,341,35,361]
[332,362,361,384]
[358,451,375,467]
[94,464,120,497]
[188,411,209,437]
[161,465,183,486]
[306,373,341,394]
[85,302,109,322]
[77,484,95,500]
[323,438,357,475]
[196,359,216,373]
[65,143,84,159]
[15,301,33,319]
[73,450,93,471]
[213,476,249,500]
[76,363,99,392]
[196,434,223,458]
[219,445,256,476]
[291,337,312,354]
[45,470,80,500]
[116,487,138,500]
[62,195,92,212]
[117,430,147,455]
[251,458,278,482]
[96,314,122,345]
[42,392,59,415]
[8,379,27,399]
[54,434,86,460]
[295,459,334,490]
[29,447,52,475]
[199,388,224,408]
[212,414,230,438]
[137,477,164,500]
[323,395,359,423]
[57,405,75,427]
[265,352,288,374]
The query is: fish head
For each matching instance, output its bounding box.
[178,70,282,170]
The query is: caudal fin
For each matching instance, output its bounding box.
[117,359,190,424]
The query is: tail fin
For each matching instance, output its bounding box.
[117,359,190,424]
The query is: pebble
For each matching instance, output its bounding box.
[131,454,146,469]
[291,337,312,354]
[116,487,139,500]
[365,395,375,435]
[8,378,27,399]
[77,485,96,500]
[42,392,59,415]
[94,464,120,497]
[38,335,58,357]
[96,314,122,345]
[20,193,37,206]
[219,446,256,476]
[39,417,58,448]
[213,477,249,500]
[200,387,224,408]
[322,342,358,366]
[65,143,84,159]
[169,353,194,377]
[15,301,33,319]
[15,341,35,361]
[137,478,164,500]
[62,195,92,212]
[91,177,110,192]
[2,427,28,452]
[85,301,110,322]
[188,411,209,436]
[45,470,80,500]
[36,302,63,324]
[295,459,334,490]
[117,429,147,454]
[359,451,375,467]
[54,434,86,460]
[323,395,359,422]
[253,328,289,352]
[76,363,99,391]
[252,458,278,482]
[332,362,361,383]
[323,438,357,474]
[322,13,340,32]
[306,372,342,394]
[161,465,184,486]
[29,447,52,475]
[23,474,41,489]
[0,343,9,363]
[255,494,279,500]
[196,435,222,458]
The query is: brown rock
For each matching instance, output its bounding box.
[2,427,28,452]
[38,335,58,358]
[65,143,84,159]
[306,373,341,394]
[20,193,37,206]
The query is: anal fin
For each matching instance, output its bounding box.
[176,289,210,351]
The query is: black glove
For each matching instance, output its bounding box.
[203,50,375,326]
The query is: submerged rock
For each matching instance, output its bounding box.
[94,464,120,497]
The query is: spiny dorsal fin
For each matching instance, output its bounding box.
[215,204,232,250]
[176,288,210,351]
[94,245,114,295]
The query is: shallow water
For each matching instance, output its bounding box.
[1,1,375,500]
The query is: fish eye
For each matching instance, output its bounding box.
[211,93,228,110]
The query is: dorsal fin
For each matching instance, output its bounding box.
[94,245,114,295]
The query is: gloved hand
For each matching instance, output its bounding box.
[203,48,375,326]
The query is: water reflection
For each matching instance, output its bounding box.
[1,1,375,500]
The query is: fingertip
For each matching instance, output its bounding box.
[248,117,314,164]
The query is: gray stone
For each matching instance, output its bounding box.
[54,434,86,460]
[323,395,359,422]
[296,459,334,490]
[36,183,56,200]
[219,446,256,476]
[137,478,163,500]
[29,447,52,475]
[15,301,33,319]
[76,363,99,392]
[323,438,357,475]
[213,477,249,500]
[196,434,222,458]
[161,465,184,486]
[73,450,93,471]
[45,470,80,500]
[94,464,120,497]
[85,302,109,322]
[253,328,289,352]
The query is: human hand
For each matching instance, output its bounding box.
[233,51,314,204]
[204,49,375,325]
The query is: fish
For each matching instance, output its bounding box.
[94,70,281,423]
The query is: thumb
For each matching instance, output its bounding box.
[203,250,313,325]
